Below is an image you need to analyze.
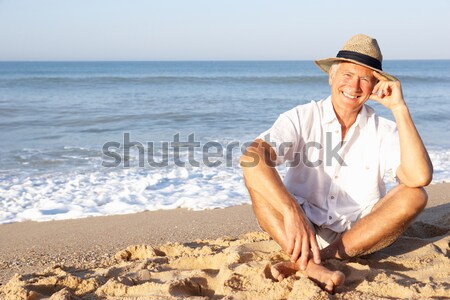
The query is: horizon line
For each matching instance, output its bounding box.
[1,59,450,63]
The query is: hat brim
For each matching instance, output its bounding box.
[314,57,397,81]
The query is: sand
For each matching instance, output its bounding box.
[0,183,449,299]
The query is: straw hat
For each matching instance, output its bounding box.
[314,34,396,81]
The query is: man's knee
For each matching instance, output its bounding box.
[399,186,428,216]
[414,186,428,211]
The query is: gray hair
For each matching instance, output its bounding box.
[329,62,341,76]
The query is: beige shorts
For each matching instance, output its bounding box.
[258,203,376,250]
[306,203,376,249]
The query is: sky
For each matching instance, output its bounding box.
[0,0,449,61]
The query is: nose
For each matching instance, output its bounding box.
[349,76,362,91]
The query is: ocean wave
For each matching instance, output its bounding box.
[0,163,249,224]
[3,74,450,88]
[0,146,448,224]
[396,75,450,84]
[0,75,329,87]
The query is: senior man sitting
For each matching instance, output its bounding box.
[240,34,432,293]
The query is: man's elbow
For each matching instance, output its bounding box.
[414,173,433,187]
[403,172,433,188]
[398,165,433,188]
[415,164,434,187]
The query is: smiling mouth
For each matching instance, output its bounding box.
[342,91,359,99]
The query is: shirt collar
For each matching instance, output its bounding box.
[323,96,336,124]
[323,96,369,129]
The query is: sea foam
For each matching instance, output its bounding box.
[0,148,448,224]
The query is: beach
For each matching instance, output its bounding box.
[1,1,449,297]
[0,183,448,299]
[1,61,449,299]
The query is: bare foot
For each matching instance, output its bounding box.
[271,261,298,281]
[307,263,345,293]
[271,260,345,293]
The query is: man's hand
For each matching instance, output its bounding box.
[370,72,406,112]
[283,203,321,270]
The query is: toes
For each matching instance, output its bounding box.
[324,271,345,293]
[270,261,298,282]
[324,280,335,293]
[331,271,345,286]
[270,266,281,281]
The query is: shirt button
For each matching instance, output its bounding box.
[330,196,335,199]
[334,175,338,179]
[329,216,332,220]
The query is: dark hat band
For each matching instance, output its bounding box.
[336,50,382,71]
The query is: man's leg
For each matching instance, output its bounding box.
[249,189,289,250]
[249,189,345,292]
[321,184,428,260]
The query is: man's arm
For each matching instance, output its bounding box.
[371,72,433,187]
[240,139,321,270]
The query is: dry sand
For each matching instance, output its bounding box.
[0,183,449,299]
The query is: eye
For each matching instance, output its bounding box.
[361,77,374,85]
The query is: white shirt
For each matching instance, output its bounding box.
[258,96,400,232]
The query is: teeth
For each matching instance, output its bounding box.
[343,92,358,99]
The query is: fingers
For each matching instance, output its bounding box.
[309,233,321,265]
[372,81,392,99]
[372,71,390,98]
[289,232,320,270]
[299,237,309,270]
[290,236,302,263]
[286,236,294,257]
[299,232,320,270]
[372,70,388,81]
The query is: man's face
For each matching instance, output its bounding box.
[329,62,377,114]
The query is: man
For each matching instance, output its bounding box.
[240,34,433,293]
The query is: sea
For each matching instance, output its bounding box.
[0,61,449,224]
